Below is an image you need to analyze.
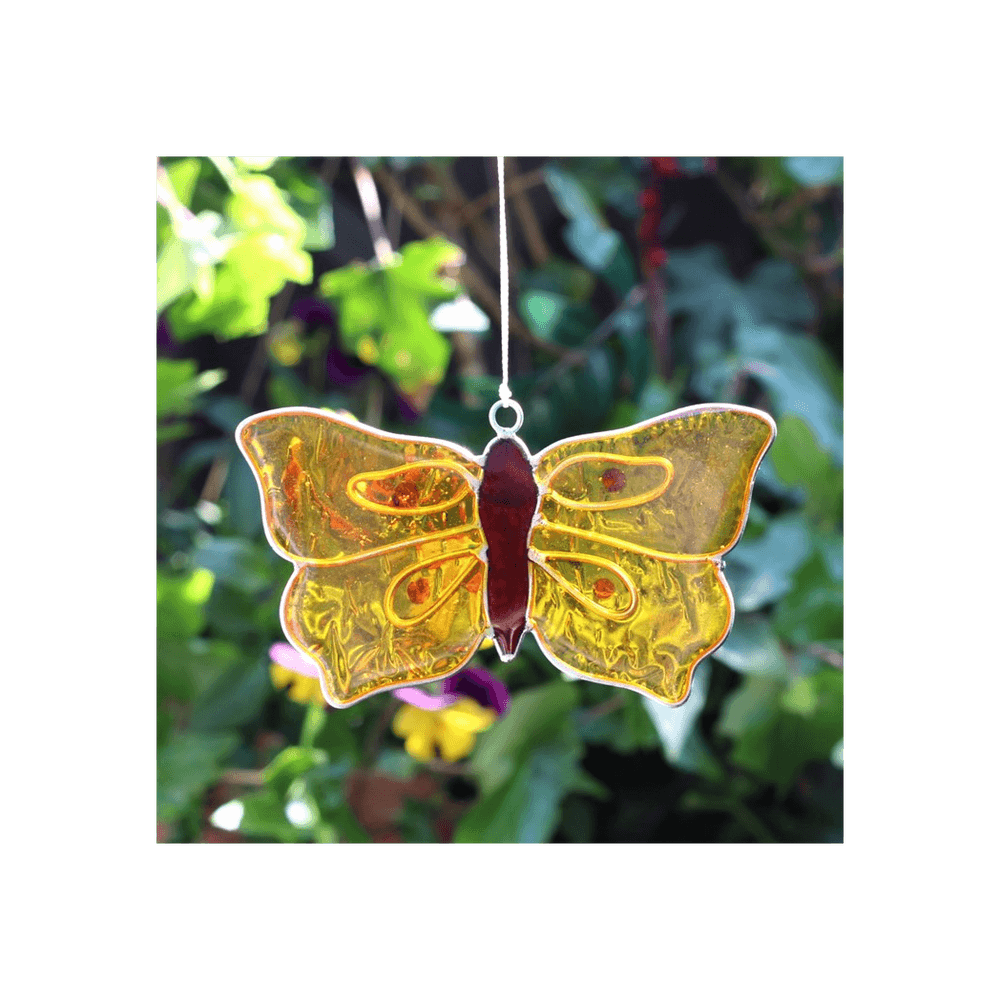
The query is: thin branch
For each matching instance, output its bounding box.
[373,166,567,358]
[531,285,647,396]
[428,160,511,276]
[716,167,843,280]
[351,159,395,265]
[579,693,626,723]
[220,768,266,787]
[805,644,844,670]
[508,156,551,267]
[460,168,545,225]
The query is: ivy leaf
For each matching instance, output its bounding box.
[456,723,584,843]
[319,237,464,401]
[467,682,579,795]
[158,730,238,823]
[768,415,843,526]
[520,289,568,340]
[213,789,313,842]
[713,615,790,678]
[643,660,717,775]
[726,512,814,611]
[156,360,227,422]
[263,747,329,798]
[727,669,843,792]
[783,157,843,187]
[157,566,215,640]
[771,551,843,646]
[734,324,842,462]
[543,164,635,291]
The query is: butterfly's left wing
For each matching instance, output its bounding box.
[528,405,775,705]
[238,408,489,707]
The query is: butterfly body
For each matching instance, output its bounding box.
[237,404,775,708]
[478,437,537,659]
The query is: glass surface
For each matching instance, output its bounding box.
[239,409,487,706]
[479,437,537,657]
[528,406,775,704]
[239,405,775,708]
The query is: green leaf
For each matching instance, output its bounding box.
[771,551,843,646]
[157,566,215,640]
[717,674,785,737]
[520,289,569,340]
[235,156,278,171]
[157,360,227,421]
[712,615,790,678]
[158,730,238,822]
[577,347,615,419]
[455,737,582,843]
[189,658,271,733]
[191,533,274,595]
[726,512,814,611]
[220,789,312,842]
[228,175,306,243]
[263,746,329,797]
[666,248,816,383]
[166,158,201,207]
[768,415,843,525]
[156,211,232,313]
[727,669,843,792]
[468,682,580,795]
[543,163,633,285]
[576,691,660,754]
[457,679,599,842]
[318,238,463,395]
[393,236,463,299]
[734,324,842,462]
[643,660,717,775]
[520,259,596,301]
[158,636,243,703]
[783,157,843,187]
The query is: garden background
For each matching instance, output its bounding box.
[156,155,844,843]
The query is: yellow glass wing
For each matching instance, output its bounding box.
[528,405,776,705]
[238,408,489,706]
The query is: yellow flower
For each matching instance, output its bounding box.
[268,643,327,707]
[391,697,497,763]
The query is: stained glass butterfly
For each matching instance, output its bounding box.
[236,403,775,708]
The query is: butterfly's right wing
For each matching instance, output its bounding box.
[238,408,489,706]
[528,405,775,705]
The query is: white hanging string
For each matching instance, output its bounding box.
[497,155,512,404]
[488,155,524,437]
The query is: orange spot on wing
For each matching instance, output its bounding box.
[407,577,431,604]
[392,482,420,508]
[600,468,626,492]
[281,440,306,513]
[592,578,616,601]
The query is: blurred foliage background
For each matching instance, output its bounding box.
[156,155,843,844]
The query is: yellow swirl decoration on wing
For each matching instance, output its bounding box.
[530,550,638,622]
[346,460,476,516]
[385,550,484,629]
[541,453,674,511]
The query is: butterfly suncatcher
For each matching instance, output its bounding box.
[236,402,775,708]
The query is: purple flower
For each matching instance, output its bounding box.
[290,298,335,328]
[392,666,510,716]
[390,667,511,763]
[442,666,510,717]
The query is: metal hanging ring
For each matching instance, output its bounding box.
[489,398,524,436]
